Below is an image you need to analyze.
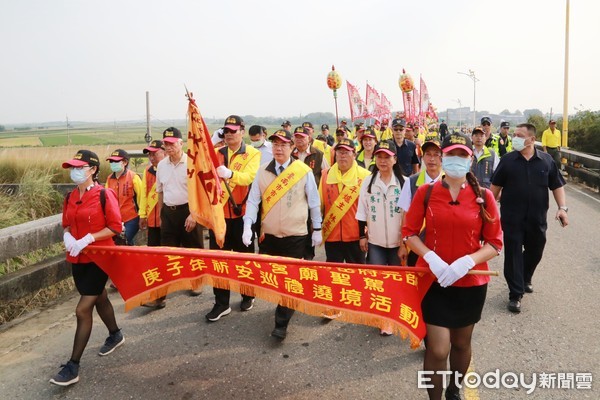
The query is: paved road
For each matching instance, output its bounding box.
[1,183,598,400]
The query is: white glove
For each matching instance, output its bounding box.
[311,230,323,247]
[438,255,476,288]
[69,233,95,257]
[423,251,449,281]
[242,221,253,247]
[216,165,233,179]
[63,232,77,252]
[211,129,224,145]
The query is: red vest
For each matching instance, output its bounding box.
[320,168,361,242]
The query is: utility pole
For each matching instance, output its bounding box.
[145,91,152,144]
[458,70,479,127]
[66,115,70,146]
[562,0,570,147]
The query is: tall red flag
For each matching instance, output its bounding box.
[185,90,226,247]
[346,81,367,121]
[365,84,380,119]
[420,76,431,122]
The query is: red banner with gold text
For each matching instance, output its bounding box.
[85,246,435,348]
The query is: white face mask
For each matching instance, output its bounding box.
[70,168,91,184]
[442,156,472,178]
[512,136,527,151]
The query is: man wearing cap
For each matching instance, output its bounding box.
[303,121,328,158]
[471,126,499,188]
[138,141,168,308]
[494,121,513,157]
[139,140,166,246]
[390,118,420,176]
[320,124,335,147]
[378,118,393,142]
[356,129,377,172]
[490,123,568,313]
[105,149,143,246]
[281,120,292,132]
[243,129,322,340]
[248,125,273,165]
[156,127,204,296]
[541,120,562,170]
[293,125,329,260]
[320,138,370,264]
[292,126,329,187]
[439,119,449,142]
[340,119,352,137]
[206,115,262,322]
[397,136,444,266]
[481,116,498,150]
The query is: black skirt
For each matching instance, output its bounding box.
[71,262,109,296]
[422,282,487,328]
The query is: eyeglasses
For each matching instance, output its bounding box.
[70,165,90,170]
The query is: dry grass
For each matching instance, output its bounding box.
[0,278,75,325]
[0,168,64,228]
[0,243,64,276]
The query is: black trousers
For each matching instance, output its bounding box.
[324,241,365,264]
[503,223,547,301]
[147,227,161,247]
[209,217,255,307]
[160,204,202,249]
[260,234,307,328]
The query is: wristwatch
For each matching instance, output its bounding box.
[558,206,569,213]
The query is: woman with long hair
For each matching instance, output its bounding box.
[402,132,503,400]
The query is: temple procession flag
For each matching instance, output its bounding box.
[420,75,431,121]
[85,245,436,348]
[380,92,393,117]
[185,90,226,247]
[365,84,381,119]
[346,80,367,121]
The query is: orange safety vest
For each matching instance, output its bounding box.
[106,169,139,223]
[320,168,361,242]
[143,166,161,227]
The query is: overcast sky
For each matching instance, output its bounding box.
[1,0,598,124]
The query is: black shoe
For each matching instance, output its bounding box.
[508,300,521,313]
[271,326,287,340]
[524,283,533,293]
[240,298,255,311]
[49,361,79,386]
[205,304,231,322]
[445,389,461,400]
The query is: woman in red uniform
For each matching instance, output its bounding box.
[402,132,503,400]
[50,150,125,387]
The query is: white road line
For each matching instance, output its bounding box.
[566,185,600,204]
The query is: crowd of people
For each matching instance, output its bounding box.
[52,115,569,400]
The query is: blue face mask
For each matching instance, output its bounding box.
[70,168,91,184]
[110,162,124,173]
[442,156,472,178]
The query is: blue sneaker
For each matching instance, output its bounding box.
[98,330,124,356]
[49,361,79,386]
